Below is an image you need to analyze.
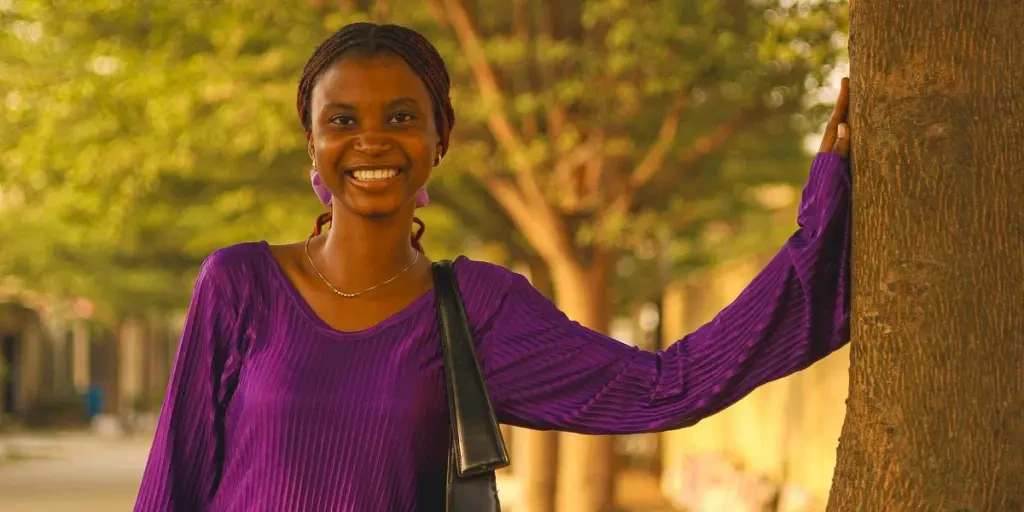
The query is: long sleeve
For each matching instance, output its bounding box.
[477,152,850,434]
[135,253,245,511]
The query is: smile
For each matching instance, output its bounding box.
[349,167,401,181]
[343,165,407,191]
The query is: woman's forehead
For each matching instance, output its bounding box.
[313,53,432,108]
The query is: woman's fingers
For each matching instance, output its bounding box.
[819,77,850,153]
[832,122,851,157]
[833,77,850,124]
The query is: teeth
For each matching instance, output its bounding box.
[352,168,399,181]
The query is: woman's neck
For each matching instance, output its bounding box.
[316,207,420,293]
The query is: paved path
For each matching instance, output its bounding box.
[0,432,675,512]
[0,432,150,512]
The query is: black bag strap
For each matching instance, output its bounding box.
[432,260,510,477]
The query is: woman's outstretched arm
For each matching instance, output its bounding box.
[476,151,850,434]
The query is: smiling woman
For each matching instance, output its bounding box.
[133,21,852,512]
[309,56,438,217]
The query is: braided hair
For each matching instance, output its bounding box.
[298,23,454,253]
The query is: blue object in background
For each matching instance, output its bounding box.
[85,386,103,417]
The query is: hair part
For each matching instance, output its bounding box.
[299,22,453,252]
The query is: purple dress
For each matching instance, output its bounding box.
[134,153,850,511]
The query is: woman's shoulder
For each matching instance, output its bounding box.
[448,255,538,320]
[194,241,277,302]
[449,254,517,282]
[201,241,272,277]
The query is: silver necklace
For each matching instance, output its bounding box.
[304,236,419,298]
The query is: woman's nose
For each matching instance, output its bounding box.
[353,131,393,155]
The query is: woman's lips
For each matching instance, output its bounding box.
[344,166,405,191]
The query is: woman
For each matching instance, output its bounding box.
[135,22,851,512]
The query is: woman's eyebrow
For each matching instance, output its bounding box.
[385,97,421,109]
[323,101,356,111]
[322,97,421,111]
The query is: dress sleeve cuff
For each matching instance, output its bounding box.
[810,152,850,191]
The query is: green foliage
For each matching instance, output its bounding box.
[0,1,363,316]
[401,0,849,305]
[0,0,848,319]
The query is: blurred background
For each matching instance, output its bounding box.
[0,0,849,510]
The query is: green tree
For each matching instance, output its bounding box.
[1,1,311,317]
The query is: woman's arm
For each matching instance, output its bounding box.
[477,152,850,434]
[134,253,244,511]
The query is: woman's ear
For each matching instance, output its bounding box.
[308,139,316,163]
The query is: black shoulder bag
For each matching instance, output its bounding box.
[432,260,510,512]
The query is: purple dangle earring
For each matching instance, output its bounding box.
[415,153,438,208]
[415,188,429,208]
[310,166,332,206]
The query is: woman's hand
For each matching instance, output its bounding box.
[818,77,850,158]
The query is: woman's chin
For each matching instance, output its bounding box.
[340,196,415,219]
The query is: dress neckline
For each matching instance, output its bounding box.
[257,240,437,339]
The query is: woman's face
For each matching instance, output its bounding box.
[308,52,440,218]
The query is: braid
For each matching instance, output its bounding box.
[299,22,452,252]
[310,213,427,252]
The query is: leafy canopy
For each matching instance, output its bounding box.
[0,0,847,318]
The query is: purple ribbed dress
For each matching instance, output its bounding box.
[134,153,849,511]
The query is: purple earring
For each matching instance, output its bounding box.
[310,167,332,206]
[415,188,430,208]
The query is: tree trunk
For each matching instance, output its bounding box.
[552,254,616,512]
[513,428,559,512]
[509,258,558,512]
[146,314,172,411]
[71,320,91,393]
[828,2,1024,510]
[118,317,145,414]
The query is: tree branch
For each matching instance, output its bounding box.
[551,136,601,210]
[429,0,577,267]
[604,105,765,216]
[430,0,552,206]
[539,0,573,152]
[481,175,577,267]
[678,107,763,169]
[629,95,687,190]
[428,185,536,262]
[431,0,524,160]
[513,0,538,140]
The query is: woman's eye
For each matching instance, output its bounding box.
[329,115,355,126]
[389,112,414,123]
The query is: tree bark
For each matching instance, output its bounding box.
[552,253,617,512]
[828,2,1024,510]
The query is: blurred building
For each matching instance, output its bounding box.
[0,300,86,425]
[0,299,176,429]
[0,302,40,420]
